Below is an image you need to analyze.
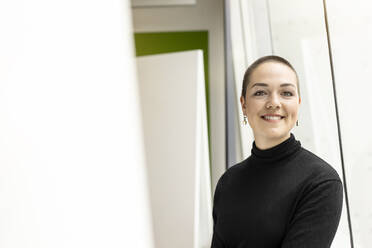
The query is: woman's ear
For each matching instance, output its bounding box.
[298,97,302,104]
[240,95,246,112]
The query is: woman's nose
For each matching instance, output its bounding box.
[266,94,281,109]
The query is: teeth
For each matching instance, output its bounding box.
[263,116,282,120]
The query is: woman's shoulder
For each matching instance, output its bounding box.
[215,158,250,188]
[296,146,342,183]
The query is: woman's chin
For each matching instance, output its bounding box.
[257,129,290,140]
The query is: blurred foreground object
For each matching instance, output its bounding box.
[0,0,154,247]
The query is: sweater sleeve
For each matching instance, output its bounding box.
[281,179,343,248]
[211,176,226,248]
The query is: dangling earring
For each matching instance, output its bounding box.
[296,120,299,126]
[243,115,248,125]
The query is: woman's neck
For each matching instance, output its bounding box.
[254,132,291,150]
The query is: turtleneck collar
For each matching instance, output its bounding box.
[250,133,301,165]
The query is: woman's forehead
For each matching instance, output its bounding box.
[249,62,298,87]
[252,62,296,77]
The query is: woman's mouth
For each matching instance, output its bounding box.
[261,115,285,122]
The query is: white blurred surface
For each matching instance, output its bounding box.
[0,0,154,247]
[326,1,372,247]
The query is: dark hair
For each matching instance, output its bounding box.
[241,55,300,98]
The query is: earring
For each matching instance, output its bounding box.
[243,115,248,125]
[296,120,299,126]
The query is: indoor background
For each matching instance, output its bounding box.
[0,0,370,247]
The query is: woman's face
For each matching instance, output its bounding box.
[240,61,301,148]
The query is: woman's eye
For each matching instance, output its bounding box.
[253,90,266,96]
[282,91,293,96]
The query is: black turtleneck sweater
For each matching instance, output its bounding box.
[211,133,343,248]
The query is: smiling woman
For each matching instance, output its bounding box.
[211,55,343,248]
[241,57,301,149]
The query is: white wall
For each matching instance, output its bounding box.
[137,50,212,248]
[326,1,372,247]
[0,0,154,247]
[131,0,225,193]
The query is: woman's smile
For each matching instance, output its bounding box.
[261,114,285,123]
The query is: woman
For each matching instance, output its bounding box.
[211,55,343,247]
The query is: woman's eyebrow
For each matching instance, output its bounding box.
[280,83,296,88]
[250,83,268,88]
[250,82,296,88]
